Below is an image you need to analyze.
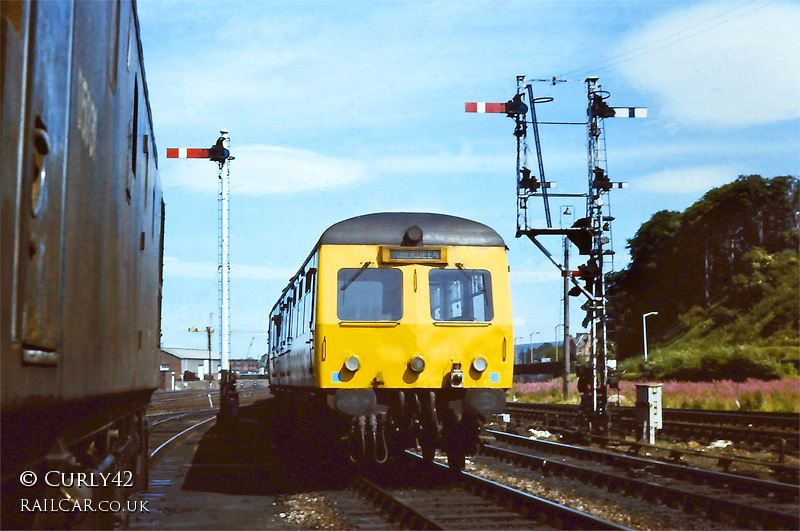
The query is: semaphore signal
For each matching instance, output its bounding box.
[466,76,646,436]
[167,131,234,373]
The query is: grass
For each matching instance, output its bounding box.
[509,376,800,412]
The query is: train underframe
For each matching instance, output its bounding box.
[1,391,152,530]
[272,386,505,471]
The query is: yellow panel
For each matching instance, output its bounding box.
[314,244,514,389]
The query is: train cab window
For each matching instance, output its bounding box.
[337,268,402,321]
[429,269,493,322]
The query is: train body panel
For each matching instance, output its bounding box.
[2,0,162,408]
[2,1,162,526]
[314,244,513,389]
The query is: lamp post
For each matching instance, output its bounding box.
[514,336,523,364]
[554,324,563,362]
[528,332,539,363]
[560,205,574,399]
[642,312,658,362]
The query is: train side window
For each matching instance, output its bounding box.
[271,314,282,351]
[299,280,307,335]
[286,292,294,341]
[295,284,303,337]
[429,269,493,322]
[307,266,317,329]
[305,268,315,293]
[337,268,402,321]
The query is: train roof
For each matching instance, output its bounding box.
[318,212,506,247]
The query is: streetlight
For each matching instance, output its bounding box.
[642,312,659,362]
[560,205,574,400]
[528,332,539,363]
[514,337,523,364]
[559,205,574,228]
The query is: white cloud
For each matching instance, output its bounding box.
[616,1,800,128]
[163,257,294,280]
[634,165,739,194]
[162,145,368,195]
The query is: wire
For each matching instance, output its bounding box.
[559,0,779,79]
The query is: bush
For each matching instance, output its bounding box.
[635,345,787,381]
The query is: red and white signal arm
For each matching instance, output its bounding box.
[465,102,507,113]
[610,107,647,118]
[166,148,211,158]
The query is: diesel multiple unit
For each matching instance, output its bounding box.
[268,212,513,468]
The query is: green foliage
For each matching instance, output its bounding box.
[607,175,799,363]
[620,345,796,382]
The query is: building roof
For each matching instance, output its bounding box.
[318,212,506,247]
[161,347,221,361]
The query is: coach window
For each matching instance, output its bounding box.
[271,314,282,353]
[306,266,317,330]
[429,269,493,322]
[338,268,402,321]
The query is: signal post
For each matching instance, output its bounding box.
[467,76,645,435]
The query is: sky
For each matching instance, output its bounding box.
[136,0,800,361]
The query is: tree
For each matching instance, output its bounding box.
[607,175,799,360]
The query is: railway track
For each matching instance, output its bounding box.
[148,387,271,415]
[505,402,800,454]
[328,452,632,530]
[136,394,799,529]
[147,412,216,464]
[480,430,799,530]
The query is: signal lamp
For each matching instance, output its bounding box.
[344,356,360,372]
[208,137,230,163]
[408,355,426,373]
[471,356,488,372]
[505,93,528,116]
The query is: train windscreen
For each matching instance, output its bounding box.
[338,268,403,321]
[429,269,493,322]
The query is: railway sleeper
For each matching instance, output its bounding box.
[484,444,799,529]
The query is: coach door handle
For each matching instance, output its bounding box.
[31,121,51,217]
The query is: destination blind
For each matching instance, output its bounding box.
[389,249,441,261]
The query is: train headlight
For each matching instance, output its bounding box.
[344,355,360,372]
[471,356,488,372]
[408,355,426,373]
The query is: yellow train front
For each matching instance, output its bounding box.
[268,212,513,468]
